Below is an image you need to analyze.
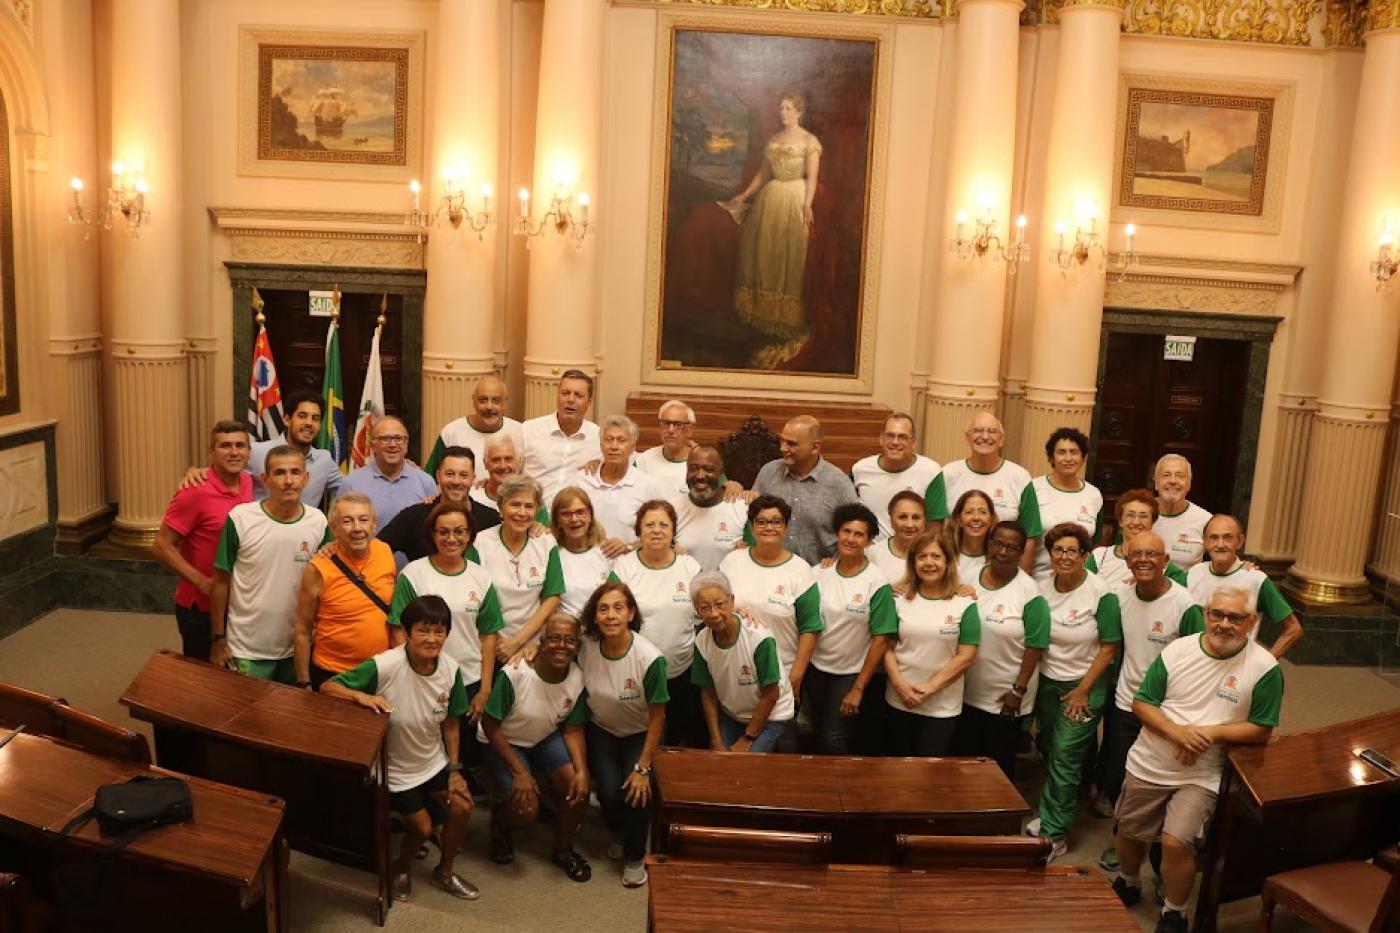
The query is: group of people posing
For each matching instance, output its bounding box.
[153,370,1297,931]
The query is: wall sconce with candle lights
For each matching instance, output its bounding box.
[405,167,495,242]
[948,205,1030,275]
[513,184,593,251]
[1372,225,1398,291]
[66,161,150,237]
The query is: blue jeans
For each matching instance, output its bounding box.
[586,724,652,861]
[483,728,573,792]
[718,712,788,754]
[804,667,858,755]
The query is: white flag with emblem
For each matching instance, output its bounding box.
[350,318,385,468]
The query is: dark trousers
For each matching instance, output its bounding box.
[804,667,858,755]
[310,661,339,691]
[664,672,705,748]
[951,705,1027,780]
[891,709,957,757]
[586,723,651,862]
[856,672,893,756]
[1097,703,1142,805]
[175,604,212,662]
[458,680,484,769]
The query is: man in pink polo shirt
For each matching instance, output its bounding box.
[153,420,254,660]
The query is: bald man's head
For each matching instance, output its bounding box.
[471,375,508,430]
[1204,514,1244,566]
[371,416,410,470]
[1125,530,1168,585]
[966,411,1005,458]
[780,416,823,474]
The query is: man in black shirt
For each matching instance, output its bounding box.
[378,446,499,566]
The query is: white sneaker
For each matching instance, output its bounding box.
[1045,838,1069,863]
[606,840,624,860]
[1023,818,1042,837]
[622,861,648,887]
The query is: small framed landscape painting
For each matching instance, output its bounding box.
[1114,73,1293,233]
[239,27,424,182]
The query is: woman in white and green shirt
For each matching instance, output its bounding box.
[1087,489,1188,587]
[473,475,565,664]
[950,489,995,588]
[550,486,616,619]
[1028,427,1104,580]
[578,582,668,888]
[865,490,926,591]
[809,503,897,755]
[884,530,980,756]
[610,499,704,747]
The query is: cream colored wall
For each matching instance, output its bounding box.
[594,7,946,420]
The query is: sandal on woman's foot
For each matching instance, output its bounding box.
[414,831,441,860]
[551,848,592,883]
[489,827,514,865]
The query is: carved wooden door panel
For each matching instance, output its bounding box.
[257,289,405,425]
[1093,332,1249,536]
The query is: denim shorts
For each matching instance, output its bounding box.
[483,728,573,792]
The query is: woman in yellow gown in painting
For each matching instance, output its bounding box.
[722,92,822,370]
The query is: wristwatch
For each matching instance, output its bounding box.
[742,730,761,742]
[631,763,652,775]
[445,763,464,773]
[1011,684,1028,697]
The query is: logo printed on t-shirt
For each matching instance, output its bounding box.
[737,663,757,687]
[718,522,729,532]
[619,677,641,702]
[1216,673,1241,704]
[296,541,312,563]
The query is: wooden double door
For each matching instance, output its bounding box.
[1091,331,1249,532]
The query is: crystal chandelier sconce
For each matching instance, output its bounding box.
[67,161,150,237]
[1372,227,1398,292]
[1048,213,1104,273]
[948,207,1030,275]
[1108,224,1141,281]
[513,185,594,252]
[405,170,495,243]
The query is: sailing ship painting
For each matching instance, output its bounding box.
[258,44,408,163]
[309,88,358,138]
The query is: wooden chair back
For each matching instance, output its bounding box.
[667,823,832,864]
[895,834,1053,869]
[717,415,781,490]
[53,703,152,765]
[0,682,65,738]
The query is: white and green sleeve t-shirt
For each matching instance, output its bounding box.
[215,501,330,662]
[957,550,987,591]
[557,545,614,618]
[1128,635,1283,790]
[610,551,702,678]
[479,661,587,748]
[718,549,822,670]
[579,633,670,738]
[636,445,690,497]
[851,454,941,541]
[472,526,565,641]
[924,458,1041,538]
[691,617,795,724]
[672,496,749,572]
[389,557,505,684]
[886,593,981,719]
[1153,501,1212,570]
[967,569,1051,716]
[1037,572,1123,682]
[1186,561,1294,642]
[1029,476,1104,580]
[1115,581,1206,712]
[866,539,909,589]
[333,646,469,792]
[811,561,898,676]
[1088,545,1189,587]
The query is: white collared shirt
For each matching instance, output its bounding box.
[575,465,669,547]
[521,414,600,504]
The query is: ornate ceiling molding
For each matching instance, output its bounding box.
[1105,273,1286,315]
[209,206,424,270]
[624,0,942,17]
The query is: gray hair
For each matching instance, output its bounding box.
[483,431,521,458]
[601,414,640,444]
[689,570,734,603]
[658,399,696,424]
[1207,584,1257,615]
[330,492,376,521]
[496,473,542,508]
[1154,454,1193,479]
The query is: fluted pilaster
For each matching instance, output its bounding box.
[1001,379,1026,458]
[923,377,999,464]
[1252,395,1317,562]
[49,336,107,525]
[1017,386,1096,468]
[185,336,216,465]
[108,341,188,548]
[421,354,497,459]
[523,357,598,421]
[1368,402,1400,583]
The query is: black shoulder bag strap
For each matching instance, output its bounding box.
[330,552,391,617]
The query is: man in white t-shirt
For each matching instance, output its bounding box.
[426,374,522,476]
[673,446,750,572]
[1187,514,1302,659]
[521,370,600,504]
[851,412,941,542]
[924,412,1040,572]
[575,415,668,554]
[635,399,697,496]
[1111,586,1282,933]
[208,446,330,684]
[1152,455,1212,570]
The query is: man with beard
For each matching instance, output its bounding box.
[1151,455,1212,570]
[425,374,521,476]
[379,445,500,566]
[673,446,751,572]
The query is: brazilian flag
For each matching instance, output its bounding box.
[317,319,349,473]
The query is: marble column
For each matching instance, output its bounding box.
[1285,17,1400,604]
[420,0,503,458]
[1016,0,1124,468]
[106,0,187,549]
[923,0,1024,463]
[42,0,109,548]
[520,0,604,419]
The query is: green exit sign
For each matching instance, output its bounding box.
[1164,335,1196,362]
[309,290,336,317]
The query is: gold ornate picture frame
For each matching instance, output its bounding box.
[642,10,892,394]
[238,26,424,182]
[1112,72,1293,234]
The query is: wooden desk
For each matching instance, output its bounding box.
[119,650,392,925]
[0,732,286,932]
[652,749,1028,862]
[1195,708,1400,932]
[646,857,1138,932]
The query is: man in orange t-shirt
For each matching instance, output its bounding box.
[295,493,397,689]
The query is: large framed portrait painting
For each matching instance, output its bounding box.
[643,16,890,393]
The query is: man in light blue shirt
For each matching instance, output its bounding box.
[247,389,345,507]
[343,416,438,533]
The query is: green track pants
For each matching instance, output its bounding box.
[1033,674,1107,840]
